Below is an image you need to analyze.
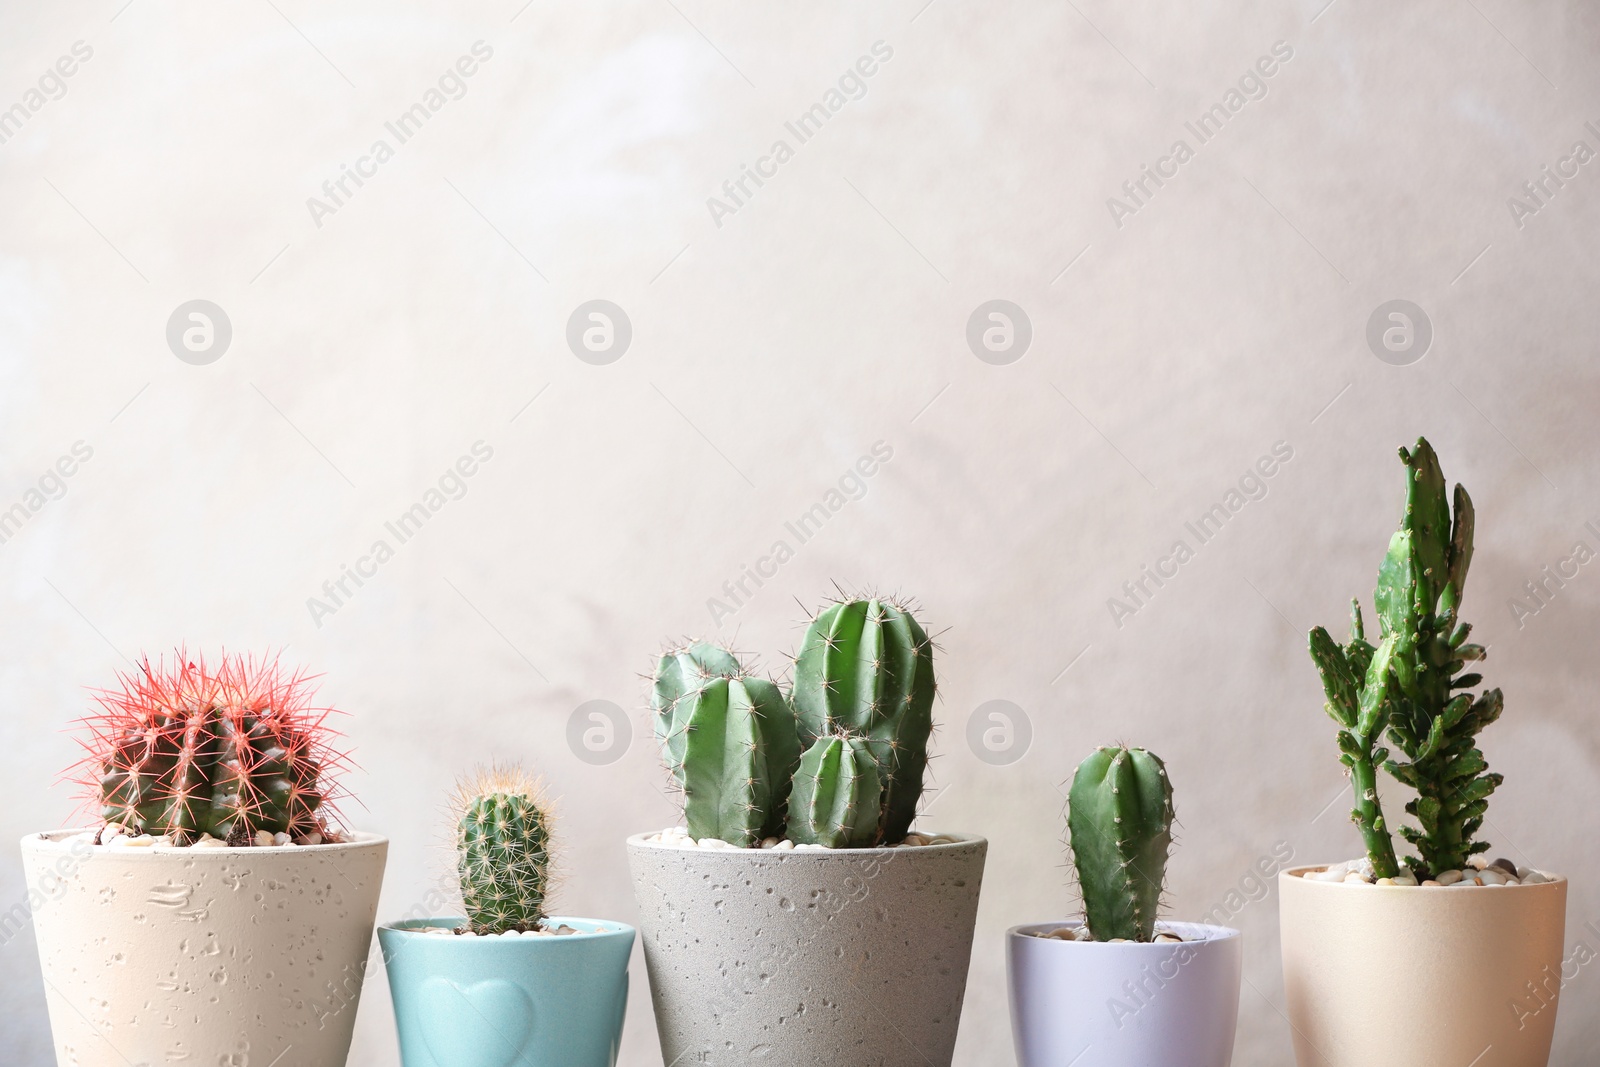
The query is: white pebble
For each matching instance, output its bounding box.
[669,826,687,836]
[698,838,736,850]
[254,830,274,847]
[1435,870,1463,886]
[1342,872,1367,884]
[1376,877,1396,886]
[424,927,452,935]
[1155,933,1183,943]
[1394,872,1419,887]
[122,835,156,848]
[500,929,522,937]
[1469,856,1488,870]
[457,930,478,938]
[297,832,322,846]
[1108,938,1130,944]
[1422,879,1440,887]
[1479,869,1505,886]
[1523,870,1550,885]
[794,843,831,851]
[272,832,291,846]
[773,840,795,851]
[191,837,228,849]
[760,838,779,849]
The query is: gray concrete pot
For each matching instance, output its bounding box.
[627,831,987,1067]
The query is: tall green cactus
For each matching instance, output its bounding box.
[455,767,552,934]
[653,648,800,847]
[1378,440,1500,877]
[1309,438,1502,879]
[792,597,935,845]
[1067,746,1174,943]
[786,735,882,848]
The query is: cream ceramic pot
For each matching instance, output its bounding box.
[1279,864,1567,1067]
[21,828,387,1067]
[627,832,987,1067]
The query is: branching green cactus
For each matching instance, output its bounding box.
[1309,438,1502,879]
[1308,606,1402,879]
[792,597,936,845]
[455,766,552,935]
[653,647,800,847]
[1067,746,1174,943]
[786,735,882,848]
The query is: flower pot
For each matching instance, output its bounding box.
[378,916,634,1067]
[1006,921,1242,1067]
[1279,864,1568,1067]
[20,828,387,1067]
[626,832,987,1067]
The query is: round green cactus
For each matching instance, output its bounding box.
[786,735,882,848]
[455,767,552,934]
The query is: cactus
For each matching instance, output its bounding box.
[652,641,741,769]
[654,650,800,847]
[455,766,552,934]
[786,735,882,848]
[1067,746,1174,943]
[1309,438,1502,879]
[1377,440,1501,878]
[1308,605,1402,879]
[75,651,346,845]
[792,597,935,845]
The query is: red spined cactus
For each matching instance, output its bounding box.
[70,651,350,844]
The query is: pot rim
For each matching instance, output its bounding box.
[1006,920,1240,945]
[625,829,986,856]
[379,915,635,941]
[1281,863,1567,888]
[21,826,388,854]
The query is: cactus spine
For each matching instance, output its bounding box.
[455,766,552,934]
[786,735,882,848]
[1310,439,1501,879]
[792,597,935,845]
[653,648,800,847]
[1067,746,1173,943]
[82,652,344,844]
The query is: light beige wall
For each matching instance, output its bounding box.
[2,2,1597,1064]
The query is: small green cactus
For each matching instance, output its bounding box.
[455,766,552,935]
[786,735,882,848]
[1309,438,1502,879]
[653,648,800,847]
[1067,746,1174,943]
[652,641,741,769]
[792,597,936,845]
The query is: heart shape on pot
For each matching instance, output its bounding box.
[418,976,535,1067]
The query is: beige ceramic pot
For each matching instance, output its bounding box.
[1279,864,1567,1067]
[21,828,387,1067]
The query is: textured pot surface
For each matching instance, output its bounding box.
[378,916,634,1067]
[627,832,987,1067]
[1280,864,1568,1067]
[21,828,387,1067]
[1007,921,1242,1067]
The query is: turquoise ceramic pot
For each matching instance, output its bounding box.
[379,917,634,1067]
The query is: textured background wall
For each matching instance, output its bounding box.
[3,1,1598,1064]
